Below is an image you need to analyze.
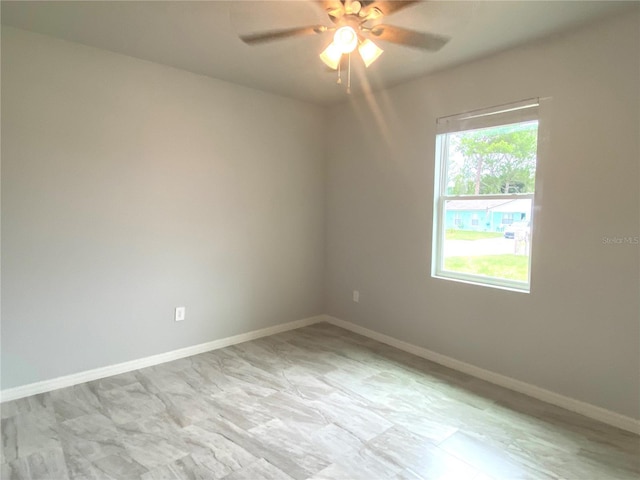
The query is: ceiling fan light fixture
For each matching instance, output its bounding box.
[333,26,358,54]
[239,1,443,94]
[358,39,383,67]
[347,1,362,14]
[319,42,343,70]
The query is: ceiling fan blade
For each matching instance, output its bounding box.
[314,0,344,11]
[314,0,345,21]
[240,25,328,45]
[360,1,419,18]
[369,24,450,51]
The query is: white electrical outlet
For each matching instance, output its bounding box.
[175,306,186,322]
[353,290,360,303]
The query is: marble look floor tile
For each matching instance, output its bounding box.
[322,373,397,406]
[203,349,287,392]
[251,337,338,375]
[309,463,423,480]
[222,458,294,480]
[134,370,216,428]
[1,322,637,480]
[412,449,483,480]
[148,357,195,375]
[1,394,53,420]
[366,425,443,473]
[95,381,166,425]
[56,413,129,463]
[3,447,70,480]
[86,372,140,394]
[396,469,429,480]
[449,408,546,451]
[508,426,639,480]
[306,391,394,442]
[50,384,105,422]
[490,387,639,454]
[309,423,365,461]
[439,431,556,480]
[61,450,116,480]
[2,408,60,462]
[192,357,279,402]
[227,342,292,375]
[317,353,383,383]
[327,444,404,480]
[325,465,420,480]
[91,454,148,479]
[275,365,338,400]
[367,428,484,480]
[192,417,311,480]
[369,406,459,444]
[206,388,277,430]
[140,452,242,480]
[135,366,206,395]
[1,417,16,463]
[254,391,331,432]
[116,413,191,470]
[548,455,638,480]
[306,463,357,480]
[577,441,640,475]
[248,418,331,476]
[179,423,257,476]
[184,353,237,391]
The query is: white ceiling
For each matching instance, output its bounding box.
[1,1,633,105]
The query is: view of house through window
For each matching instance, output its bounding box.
[433,100,539,291]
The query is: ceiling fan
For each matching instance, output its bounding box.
[239,0,450,92]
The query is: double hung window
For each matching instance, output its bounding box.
[432,99,540,292]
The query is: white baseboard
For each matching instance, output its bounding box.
[0,315,323,403]
[322,315,640,435]
[3,313,638,435]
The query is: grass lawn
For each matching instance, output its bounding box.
[444,254,529,281]
[446,229,502,241]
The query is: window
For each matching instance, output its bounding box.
[432,99,539,292]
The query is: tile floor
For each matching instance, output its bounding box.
[1,322,638,479]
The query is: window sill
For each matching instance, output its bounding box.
[433,271,530,293]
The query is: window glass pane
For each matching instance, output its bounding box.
[445,121,538,196]
[442,198,532,283]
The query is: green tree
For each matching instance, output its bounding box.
[449,125,537,195]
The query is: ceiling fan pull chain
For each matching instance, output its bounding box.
[337,58,342,84]
[347,52,351,94]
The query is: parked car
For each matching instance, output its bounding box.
[504,221,530,239]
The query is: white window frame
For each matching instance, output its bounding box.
[432,99,540,292]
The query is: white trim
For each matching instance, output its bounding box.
[0,315,323,403]
[322,315,640,435]
[436,98,539,134]
[441,194,534,202]
[4,313,638,435]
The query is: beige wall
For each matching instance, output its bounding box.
[325,12,640,418]
[1,27,326,389]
